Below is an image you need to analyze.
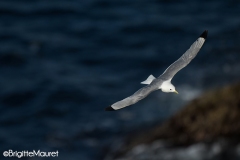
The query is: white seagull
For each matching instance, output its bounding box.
[105,30,208,111]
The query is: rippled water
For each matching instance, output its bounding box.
[0,0,240,159]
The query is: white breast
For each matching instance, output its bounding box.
[159,79,171,89]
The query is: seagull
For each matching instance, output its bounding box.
[105,30,208,111]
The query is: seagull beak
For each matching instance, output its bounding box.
[174,90,179,94]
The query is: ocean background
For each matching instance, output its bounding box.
[0,0,240,159]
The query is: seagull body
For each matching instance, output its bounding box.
[105,30,208,111]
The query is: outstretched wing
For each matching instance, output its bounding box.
[159,30,208,81]
[105,80,161,111]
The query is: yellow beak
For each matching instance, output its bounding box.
[174,90,179,94]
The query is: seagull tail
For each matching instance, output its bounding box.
[141,75,156,84]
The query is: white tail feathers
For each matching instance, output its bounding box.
[141,75,156,84]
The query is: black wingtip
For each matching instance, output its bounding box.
[200,30,208,39]
[105,106,115,111]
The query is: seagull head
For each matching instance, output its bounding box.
[160,82,178,94]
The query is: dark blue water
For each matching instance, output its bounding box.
[0,0,240,159]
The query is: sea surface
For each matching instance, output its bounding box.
[0,0,240,159]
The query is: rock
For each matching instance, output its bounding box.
[108,82,240,159]
[149,82,240,144]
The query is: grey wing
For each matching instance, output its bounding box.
[106,80,161,111]
[159,30,208,80]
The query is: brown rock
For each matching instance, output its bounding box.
[116,82,240,157]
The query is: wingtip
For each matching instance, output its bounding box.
[200,30,208,39]
[105,106,115,111]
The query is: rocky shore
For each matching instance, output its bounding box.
[105,82,240,160]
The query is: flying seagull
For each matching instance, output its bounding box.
[105,30,208,111]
